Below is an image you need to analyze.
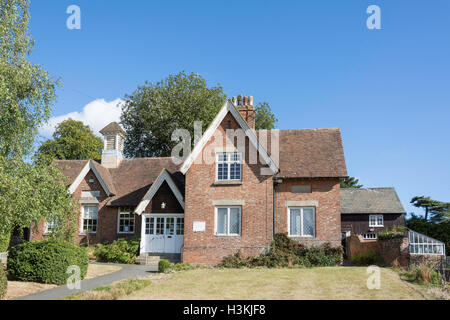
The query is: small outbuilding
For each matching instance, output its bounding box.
[341,188,406,241]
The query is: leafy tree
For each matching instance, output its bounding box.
[255,102,278,130]
[340,176,363,189]
[0,0,58,160]
[121,71,278,157]
[36,119,103,164]
[410,196,449,222]
[0,0,77,249]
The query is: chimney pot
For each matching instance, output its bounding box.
[232,97,237,106]
[237,95,243,106]
[249,96,254,106]
[243,96,248,106]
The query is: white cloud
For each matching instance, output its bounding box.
[40,98,124,138]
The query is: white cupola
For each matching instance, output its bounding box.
[99,122,126,168]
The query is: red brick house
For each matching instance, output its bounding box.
[30,97,348,265]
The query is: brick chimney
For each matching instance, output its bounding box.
[99,122,126,168]
[232,94,255,129]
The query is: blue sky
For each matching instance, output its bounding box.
[28,0,450,216]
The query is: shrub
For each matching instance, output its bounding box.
[377,226,406,241]
[220,233,343,269]
[94,238,140,264]
[0,266,7,300]
[403,263,442,286]
[7,241,89,285]
[351,251,384,266]
[158,259,172,273]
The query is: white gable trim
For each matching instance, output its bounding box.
[180,100,279,175]
[68,160,113,196]
[135,169,185,215]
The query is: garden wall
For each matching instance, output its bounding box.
[346,234,409,266]
[0,252,7,267]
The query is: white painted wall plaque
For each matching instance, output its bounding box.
[193,221,206,232]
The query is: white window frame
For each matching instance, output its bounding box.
[363,233,377,240]
[215,206,242,236]
[369,215,384,227]
[216,153,243,181]
[117,207,136,234]
[81,205,98,234]
[287,207,316,238]
[45,220,56,235]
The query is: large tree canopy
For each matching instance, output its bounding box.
[411,196,450,223]
[36,119,103,164]
[121,71,278,158]
[0,0,58,159]
[0,0,76,249]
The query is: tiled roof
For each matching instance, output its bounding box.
[53,160,89,186]
[107,158,183,206]
[260,128,348,178]
[99,122,126,136]
[341,188,406,214]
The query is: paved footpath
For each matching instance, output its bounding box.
[15,263,158,300]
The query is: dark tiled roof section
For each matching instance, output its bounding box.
[99,122,126,136]
[341,188,406,214]
[91,161,117,195]
[107,157,184,207]
[258,129,348,178]
[53,160,89,186]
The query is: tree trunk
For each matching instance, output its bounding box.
[424,207,429,221]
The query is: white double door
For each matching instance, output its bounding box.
[142,214,184,254]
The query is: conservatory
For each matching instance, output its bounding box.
[408,229,446,255]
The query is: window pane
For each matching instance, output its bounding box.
[166,218,175,235]
[176,218,184,235]
[155,218,164,235]
[303,208,315,236]
[290,209,301,236]
[217,208,228,234]
[218,164,228,180]
[230,163,241,180]
[229,208,240,234]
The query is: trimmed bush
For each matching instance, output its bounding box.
[351,251,383,266]
[220,233,343,269]
[159,259,172,273]
[0,266,7,300]
[7,241,89,285]
[93,238,140,264]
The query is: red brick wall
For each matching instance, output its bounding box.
[274,178,341,247]
[183,112,274,265]
[30,171,183,245]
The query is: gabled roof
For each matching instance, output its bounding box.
[99,122,126,136]
[107,157,183,206]
[180,99,279,175]
[134,169,185,215]
[61,160,116,196]
[341,188,406,214]
[259,129,348,178]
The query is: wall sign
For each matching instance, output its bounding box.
[193,221,206,233]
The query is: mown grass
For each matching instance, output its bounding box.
[122,267,431,300]
[62,278,151,300]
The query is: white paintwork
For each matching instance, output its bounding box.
[180,99,279,175]
[135,169,185,215]
[193,221,206,232]
[68,160,113,196]
[141,214,184,254]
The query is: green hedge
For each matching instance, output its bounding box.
[0,266,6,300]
[94,238,140,264]
[7,241,89,285]
[220,233,343,268]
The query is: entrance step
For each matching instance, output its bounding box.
[136,253,181,266]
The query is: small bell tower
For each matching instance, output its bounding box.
[99,122,126,168]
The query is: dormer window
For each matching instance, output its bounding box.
[217,153,242,181]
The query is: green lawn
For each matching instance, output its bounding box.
[121,267,430,300]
